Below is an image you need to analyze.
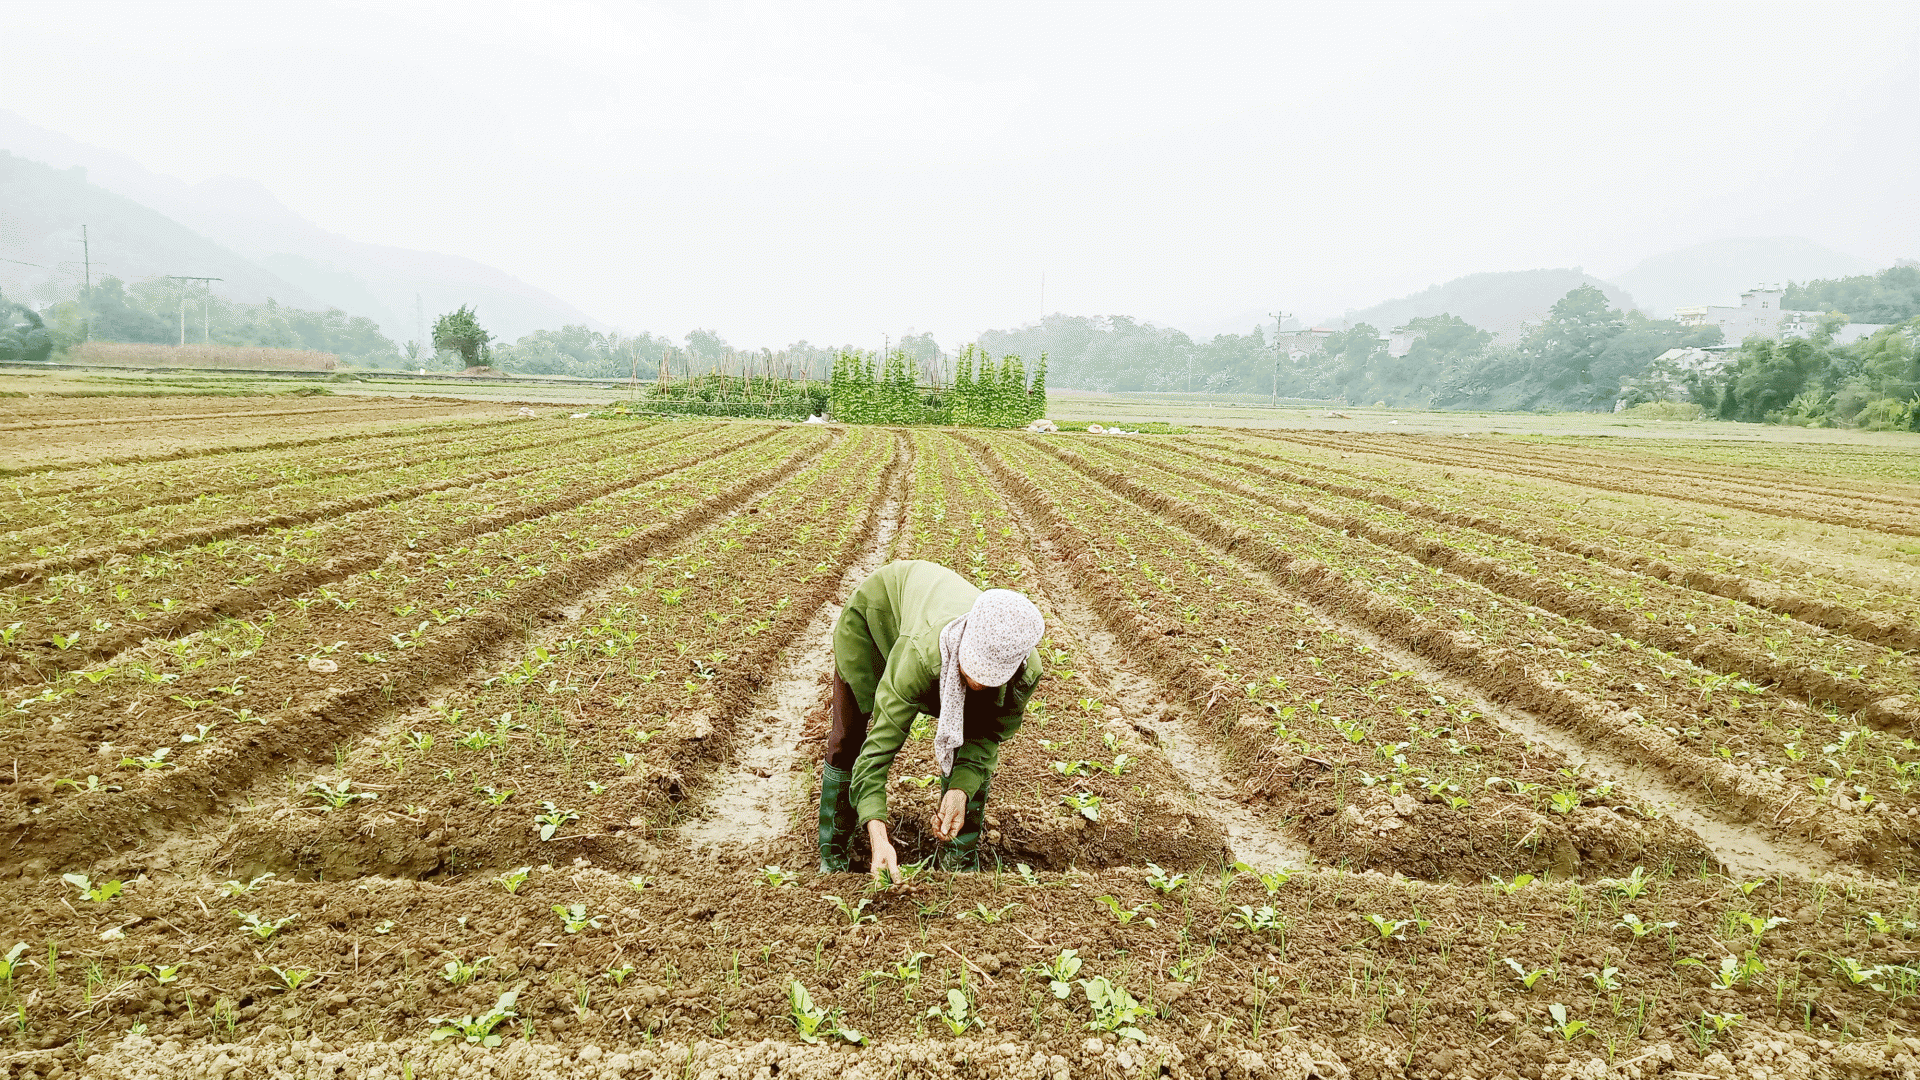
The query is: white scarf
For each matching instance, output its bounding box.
[934,613,969,776]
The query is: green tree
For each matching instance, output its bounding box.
[0,289,53,363]
[1531,285,1626,403]
[432,305,492,368]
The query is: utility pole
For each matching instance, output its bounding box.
[80,225,92,342]
[1269,310,1291,408]
[166,276,223,346]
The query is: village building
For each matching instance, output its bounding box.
[1674,285,1889,346]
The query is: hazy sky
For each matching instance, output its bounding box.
[6,0,1919,347]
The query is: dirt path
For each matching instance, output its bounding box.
[675,434,910,857]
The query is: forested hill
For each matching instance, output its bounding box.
[1337,268,1635,336]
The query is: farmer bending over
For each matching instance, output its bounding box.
[819,560,1045,881]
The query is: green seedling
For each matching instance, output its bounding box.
[1726,911,1789,942]
[1230,905,1286,936]
[495,867,531,894]
[1489,872,1536,895]
[402,731,434,753]
[927,987,975,1035]
[121,747,176,770]
[1080,976,1152,1041]
[1601,866,1652,899]
[823,895,876,926]
[956,903,1018,924]
[1504,958,1551,990]
[534,801,578,840]
[1061,792,1102,821]
[1032,949,1083,999]
[1831,955,1880,987]
[269,966,313,991]
[53,775,119,794]
[234,910,297,941]
[305,778,376,811]
[1546,1003,1589,1041]
[430,989,519,1047]
[761,866,795,887]
[1735,878,1767,897]
[1230,861,1295,895]
[551,904,603,934]
[1686,1011,1741,1055]
[875,951,933,987]
[627,874,654,892]
[442,956,492,985]
[1014,863,1043,887]
[481,786,513,805]
[788,981,863,1044]
[1145,864,1189,894]
[132,963,184,984]
[0,944,30,985]
[61,874,122,903]
[1616,914,1677,938]
[1362,914,1413,941]
[218,872,275,897]
[1095,895,1158,927]
[603,965,634,987]
[1591,966,1623,991]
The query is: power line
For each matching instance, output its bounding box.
[166,275,223,345]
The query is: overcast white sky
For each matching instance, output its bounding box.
[5,0,1919,347]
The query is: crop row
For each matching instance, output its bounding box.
[965,435,1711,882]
[4,427,836,867]
[1025,437,1915,864]
[1258,431,1920,538]
[1095,438,1920,724]
[211,427,903,879]
[1180,434,1920,647]
[1,416,624,532]
[1,424,773,683]
[1218,432,1920,622]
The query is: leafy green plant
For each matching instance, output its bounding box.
[1362,914,1414,941]
[1032,949,1082,998]
[217,872,275,897]
[61,874,122,902]
[1545,1003,1589,1041]
[1686,1011,1741,1055]
[534,801,578,840]
[551,904,603,934]
[927,987,975,1035]
[442,956,492,985]
[1601,866,1653,900]
[1061,792,1102,821]
[269,966,313,991]
[823,894,876,926]
[1591,966,1623,991]
[495,867,531,894]
[305,778,376,811]
[120,747,176,770]
[1145,864,1189,894]
[788,981,864,1044]
[0,944,29,986]
[430,989,519,1047]
[604,965,635,986]
[1616,913,1676,938]
[1231,905,1286,936]
[1095,895,1159,927]
[956,903,1018,924]
[1504,958,1551,990]
[761,866,795,887]
[1080,976,1152,1041]
[132,962,184,984]
[1489,872,1536,895]
[234,910,297,941]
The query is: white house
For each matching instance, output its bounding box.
[1674,285,1888,346]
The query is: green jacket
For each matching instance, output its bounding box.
[834,560,1041,827]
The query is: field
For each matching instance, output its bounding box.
[3,397,1920,1080]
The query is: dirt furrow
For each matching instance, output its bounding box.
[17,427,783,683]
[6,433,839,870]
[1165,437,1920,653]
[0,400,467,432]
[966,437,1311,873]
[1248,430,1920,537]
[0,428,691,584]
[677,435,911,858]
[0,412,529,478]
[1011,438,1882,863]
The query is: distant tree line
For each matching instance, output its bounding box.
[0,287,54,363]
[31,276,404,366]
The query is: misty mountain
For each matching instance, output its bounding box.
[1605,236,1875,318]
[0,111,603,344]
[1334,268,1635,338]
[0,151,325,312]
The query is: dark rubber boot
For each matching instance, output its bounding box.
[935,777,992,872]
[818,763,857,873]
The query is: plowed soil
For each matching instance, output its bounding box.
[3,408,1918,1080]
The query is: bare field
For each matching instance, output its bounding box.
[3,400,1919,1080]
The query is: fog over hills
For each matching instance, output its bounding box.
[1605,236,1876,318]
[1331,269,1635,337]
[0,111,603,344]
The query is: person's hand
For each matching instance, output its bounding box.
[932,787,968,841]
[867,819,899,886]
